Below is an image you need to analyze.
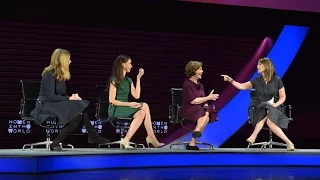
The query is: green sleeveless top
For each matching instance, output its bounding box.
[108,76,139,118]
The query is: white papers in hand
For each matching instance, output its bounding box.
[265,97,274,105]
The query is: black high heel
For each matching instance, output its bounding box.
[186,144,199,150]
[50,143,62,151]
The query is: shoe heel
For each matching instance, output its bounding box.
[146,137,151,148]
[287,143,295,151]
[120,138,133,149]
[246,139,253,145]
[145,136,165,148]
[120,138,124,149]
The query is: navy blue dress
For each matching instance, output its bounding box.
[250,75,290,129]
[30,71,89,125]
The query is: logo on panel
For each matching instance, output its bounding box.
[8,119,65,134]
[45,119,64,134]
[82,120,103,134]
[8,119,31,134]
[114,120,168,134]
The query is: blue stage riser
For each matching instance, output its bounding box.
[1,152,320,173]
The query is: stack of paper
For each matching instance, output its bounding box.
[265,97,274,105]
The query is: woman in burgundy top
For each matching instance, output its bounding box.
[180,61,219,150]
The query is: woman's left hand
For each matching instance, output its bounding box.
[72,93,82,100]
[271,103,277,107]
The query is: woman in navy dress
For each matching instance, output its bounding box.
[180,61,219,150]
[222,57,294,151]
[31,48,110,151]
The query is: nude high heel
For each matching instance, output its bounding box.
[287,142,295,151]
[146,137,165,148]
[246,136,256,145]
[120,138,134,149]
[246,139,254,145]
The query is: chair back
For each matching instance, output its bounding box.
[95,85,109,122]
[19,80,40,120]
[95,85,133,128]
[169,88,183,124]
[171,88,183,106]
[247,89,257,123]
[249,89,259,107]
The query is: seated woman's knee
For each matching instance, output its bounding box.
[134,110,146,119]
[141,103,149,110]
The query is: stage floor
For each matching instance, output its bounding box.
[3,167,320,180]
[1,148,320,173]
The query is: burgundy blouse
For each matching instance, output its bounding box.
[180,79,217,122]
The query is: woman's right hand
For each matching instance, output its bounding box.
[129,102,143,108]
[207,89,219,100]
[221,74,233,83]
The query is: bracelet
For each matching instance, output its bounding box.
[229,79,234,83]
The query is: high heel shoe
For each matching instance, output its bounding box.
[49,142,62,151]
[146,137,165,148]
[246,139,254,145]
[120,138,134,149]
[246,136,256,145]
[287,142,295,151]
[186,144,199,150]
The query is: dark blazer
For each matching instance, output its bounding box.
[31,70,89,125]
[38,71,69,102]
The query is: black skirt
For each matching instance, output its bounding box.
[30,100,89,125]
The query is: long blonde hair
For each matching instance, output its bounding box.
[259,57,276,82]
[42,48,71,81]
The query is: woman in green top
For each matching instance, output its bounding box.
[107,55,165,149]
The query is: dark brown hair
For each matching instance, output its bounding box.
[107,54,131,88]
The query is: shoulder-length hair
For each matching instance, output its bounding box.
[42,48,71,81]
[185,61,203,77]
[107,54,131,88]
[259,57,276,82]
